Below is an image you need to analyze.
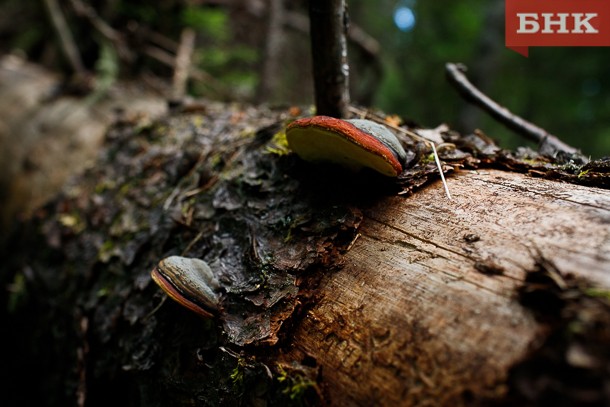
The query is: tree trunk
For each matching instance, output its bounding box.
[3,105,609,407]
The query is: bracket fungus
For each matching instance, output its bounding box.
[286,116,407,177]
[151,256,221,318]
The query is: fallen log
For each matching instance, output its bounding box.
[0,54,166,235]
[2,106,609,406]
[285,168,610,406]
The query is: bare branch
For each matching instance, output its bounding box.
[445,62,581,157]
[68,0,133,62]
[42,0,86,76]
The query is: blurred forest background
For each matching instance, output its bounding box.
[1,0,608,157]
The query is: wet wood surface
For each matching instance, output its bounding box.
[287,169,610,406]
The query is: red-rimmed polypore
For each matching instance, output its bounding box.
[151,256,220,318]
[286,116,407,177]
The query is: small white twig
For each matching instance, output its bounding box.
[430,143,452,200]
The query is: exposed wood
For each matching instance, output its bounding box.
[286,169,610,406]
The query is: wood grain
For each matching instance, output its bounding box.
[287,169,610,406]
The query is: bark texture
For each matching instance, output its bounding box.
[286,169,610,405]
[2,105,609,407]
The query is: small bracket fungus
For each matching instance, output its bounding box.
[286,116,407,177]
[151,256,221,318]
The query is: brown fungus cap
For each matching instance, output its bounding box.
[151,256,220,318]
[286,116,406,177]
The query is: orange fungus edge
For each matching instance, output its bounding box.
[287,116,403,176]
[151,267,215,318]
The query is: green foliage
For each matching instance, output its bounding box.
[584,288,610,300]
[350,0,610,157]
[182,6,229,41]
[183,6,259,99]
[4,0,607,156]
[13,25,44,54]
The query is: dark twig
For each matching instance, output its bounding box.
[309,0,350,118]
[42,0,86,76]
[445,62,581,157]
[68,0,132,62]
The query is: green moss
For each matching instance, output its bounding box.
[118,182,132,196]
[230,357,247,387]
[181,198,196,217]
[421,152,436,164]
[266,129,291,156]
[521,158,542,166]
[190,115,205,128]
[209,153,224,169]
[276,364,316,402]
[96,287,110,298]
